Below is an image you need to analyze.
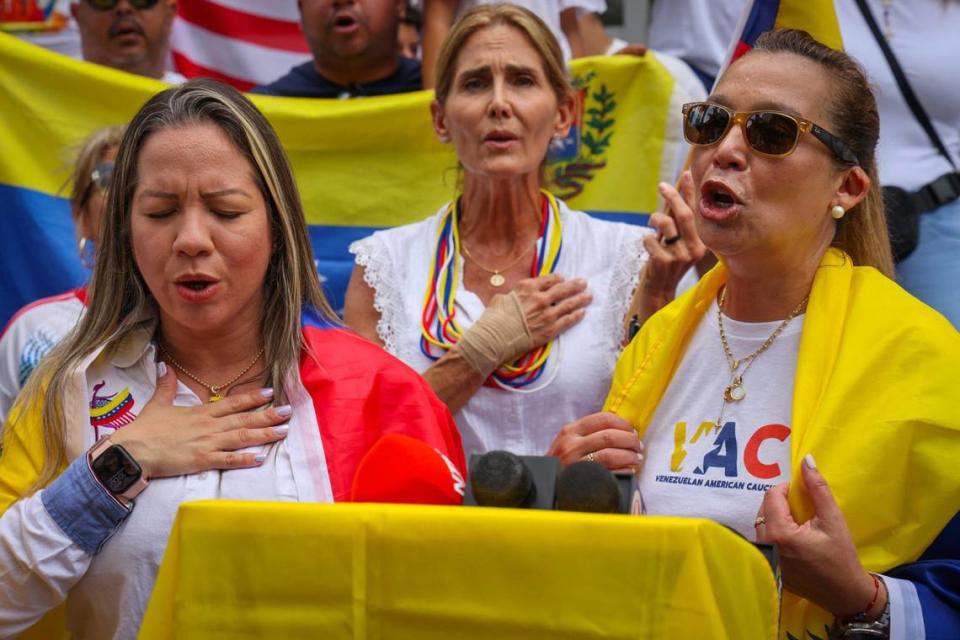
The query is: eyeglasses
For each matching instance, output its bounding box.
[681,102,859,166]
[91,162,114,190]
[79,161,114,208]
[84,0,160,10]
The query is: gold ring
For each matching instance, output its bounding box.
[585,452,597,463]
[754,516,766,527]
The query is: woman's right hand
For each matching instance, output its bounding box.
[510,273,592,352]
[455,274,592,378]
[108,364,290,479]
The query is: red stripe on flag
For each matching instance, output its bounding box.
[177,0,310,54]
[171,52,256,91]
[732,41,753,63]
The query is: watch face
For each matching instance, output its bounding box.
[92,445,142,494]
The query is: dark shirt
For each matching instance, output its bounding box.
[251,58,422,98]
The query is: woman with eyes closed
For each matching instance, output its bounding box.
[0,79,463,639]
[552,29,960,640]
[345,4,701,463]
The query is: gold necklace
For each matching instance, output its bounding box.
[714,287,808,425]
[461,241,535,287]
[156,343,265,402]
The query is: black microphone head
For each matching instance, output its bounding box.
[555,461,620,513]
[469,450,536,508]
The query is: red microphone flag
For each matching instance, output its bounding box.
[350,433,466,505]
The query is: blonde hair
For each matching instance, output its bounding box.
[752,29,894,277]
[68,124,126,225]
[433,4,572,106]
[15,79,338,490]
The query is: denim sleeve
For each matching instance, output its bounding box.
[40,455,131,554]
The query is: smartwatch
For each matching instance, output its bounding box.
[88,437,149,504]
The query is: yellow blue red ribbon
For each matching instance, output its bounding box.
[420,191,563,390]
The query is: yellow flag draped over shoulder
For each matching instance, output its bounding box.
[604,250,960,640]
[0,32,687,322]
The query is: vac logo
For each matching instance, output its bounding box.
[654,421,791,493]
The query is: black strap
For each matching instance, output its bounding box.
[854,0,957,171]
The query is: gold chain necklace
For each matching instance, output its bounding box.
[156,343,265,402]
[461,241,535,287]
[714,287,808,426]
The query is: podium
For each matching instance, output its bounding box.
[139,501,778,639]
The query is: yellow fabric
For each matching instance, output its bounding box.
[138,501,778,639]
[604,248,960,639]
[0,33,680,227]
[775,1,844,52]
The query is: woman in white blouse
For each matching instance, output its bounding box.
[345,4,700,461]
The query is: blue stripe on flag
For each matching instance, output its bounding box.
[1,182,652,324]
[0,184,88,325]
[741,0,781,48]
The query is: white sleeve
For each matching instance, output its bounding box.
[0,320,28,422]
[0,493,91,636]
[884,575,926,640]
[349,233,406,356]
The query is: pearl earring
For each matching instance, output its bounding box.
[831,205,845,220]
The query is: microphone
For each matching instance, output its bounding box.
[464,451,559,509]
[554,461,621,513]
[350,433,466,505]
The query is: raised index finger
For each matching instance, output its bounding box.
[207,388,276,417]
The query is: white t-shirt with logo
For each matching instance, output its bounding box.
[638,299,802,541]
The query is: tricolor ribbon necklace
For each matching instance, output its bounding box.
[419,190,563,390]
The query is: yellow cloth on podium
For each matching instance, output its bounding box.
[139,501,778,639]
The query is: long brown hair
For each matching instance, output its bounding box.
[14,79,337,490]
[752,29,894,277]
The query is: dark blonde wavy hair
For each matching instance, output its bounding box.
[15,79,337,490]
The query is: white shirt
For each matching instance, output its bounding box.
[639,300,800,540]
[647,0,748,80]
[350,201,650,460]
[836,0,960,190]
[0,290,85,421]
[0,328,333,639]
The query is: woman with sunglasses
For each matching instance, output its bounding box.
[551,29,959,639]
[0,125,123,421]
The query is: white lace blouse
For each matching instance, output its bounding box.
[350,199,650,460]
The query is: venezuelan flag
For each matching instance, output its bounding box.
[0,32,689,324]
[728,0,844,67]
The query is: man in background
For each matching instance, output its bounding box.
[71,0,183,82]
[253,0,420,98]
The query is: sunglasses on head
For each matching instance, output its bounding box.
[681,102,859,166]
[85,0,159,10]
[91,162,114,190]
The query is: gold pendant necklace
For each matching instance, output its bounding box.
[157,342,265,402]
[714,287,808,426]
[461,241,535,288]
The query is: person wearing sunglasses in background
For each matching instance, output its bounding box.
[549,29,960,639]
[0,125,125,422]
[71,0,184,83]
